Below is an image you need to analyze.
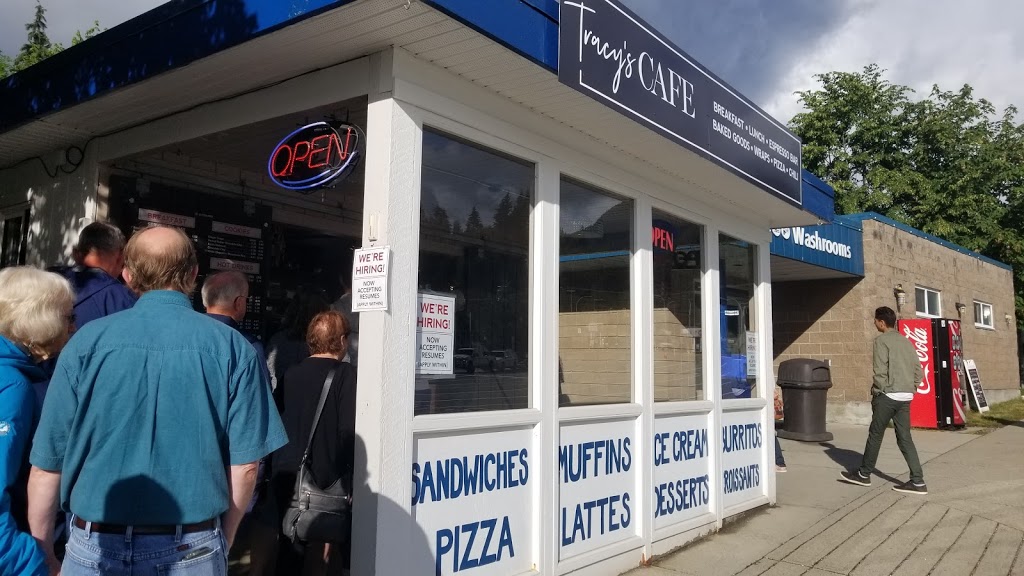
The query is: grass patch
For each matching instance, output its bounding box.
[965,396,1024,428]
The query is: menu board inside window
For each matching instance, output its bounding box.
[109,176,272,342]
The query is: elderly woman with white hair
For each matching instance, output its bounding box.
[0,266,74,576]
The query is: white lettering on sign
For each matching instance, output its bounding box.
[558,419,636,560]
[351,247,390,312]
[138,208,196,229]
[209,257,260,275]
[653,414,711,529]
[412,428,533,576]
[417,293,455,376]
[901,325,932,395]
[720,411,764,509]
[771,227,853,259]
[212,221,262,239]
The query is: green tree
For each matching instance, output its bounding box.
[0,2,102,79]
[790,64,1024,327]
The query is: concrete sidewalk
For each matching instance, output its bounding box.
[630,422,1024,576]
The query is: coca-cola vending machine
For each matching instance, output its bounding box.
[897,318,967,429]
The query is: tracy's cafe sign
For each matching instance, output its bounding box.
[558,0,803,205]
[267,121,362,192]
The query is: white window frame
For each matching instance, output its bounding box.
[915,286,942,318]
[973,300,994,330]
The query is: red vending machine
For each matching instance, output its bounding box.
[897,318,967,429]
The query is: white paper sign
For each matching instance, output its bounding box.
[412,428,535,576]
[559,419,637,560]
[417,293,455,375]
[653,414,712,530]
[351,246,389,312]
[721,410,765,509]
[745,332,758,378]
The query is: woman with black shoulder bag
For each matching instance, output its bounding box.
[272,310,357,576]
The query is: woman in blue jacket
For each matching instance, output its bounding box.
[0,267,75,576]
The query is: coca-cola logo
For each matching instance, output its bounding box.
[902,325,931,394]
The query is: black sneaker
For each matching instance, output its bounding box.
[892,481,928,495]
[839,470,872,487]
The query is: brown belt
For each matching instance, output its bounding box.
[73,516,216,535]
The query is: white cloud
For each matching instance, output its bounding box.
[763,0,1024,122]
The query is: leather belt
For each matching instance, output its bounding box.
[72,516,216,535]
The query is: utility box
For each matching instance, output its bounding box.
[777,358,834,442]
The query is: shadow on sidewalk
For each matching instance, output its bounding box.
[818,442,903,484]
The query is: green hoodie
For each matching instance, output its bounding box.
[872,329,924,396]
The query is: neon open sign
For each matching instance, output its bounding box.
[268,121,360,192]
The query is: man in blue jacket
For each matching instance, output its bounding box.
[50,222,137,329]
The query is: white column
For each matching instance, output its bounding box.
[350,49,425,576]
[703,226,724,527]
[633,196,655,559]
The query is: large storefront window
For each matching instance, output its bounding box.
[652,211,703,401]
[415,129,533,415]
[719,234,758,399]
[559,178,633,406]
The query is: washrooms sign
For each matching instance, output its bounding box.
[558,0,802,204]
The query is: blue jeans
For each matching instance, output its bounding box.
[62,517,227,576]
[775,437,786,466]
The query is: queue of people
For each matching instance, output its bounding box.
[0,223,357,575]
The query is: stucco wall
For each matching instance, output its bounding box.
[773,218,1020,424]
[0,147,99,267]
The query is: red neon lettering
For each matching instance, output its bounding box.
[652,227,674,252]
[291,141,311,175]
[340,127,354,161]
[271,144,292,177]
[307,134,332,169]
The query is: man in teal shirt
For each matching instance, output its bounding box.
[27,226,287,575]
[840,306,927,495]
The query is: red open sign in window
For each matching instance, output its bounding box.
[268,122,361,191]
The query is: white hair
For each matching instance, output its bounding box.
[0,267,75,357]
[201,271,249,309]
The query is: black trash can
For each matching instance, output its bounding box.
[777,359,834,442]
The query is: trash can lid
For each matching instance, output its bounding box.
[778,358,831,385]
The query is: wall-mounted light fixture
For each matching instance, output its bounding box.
[1006,313,1013,326]
[955,302,967,317]
[894,284,907,311]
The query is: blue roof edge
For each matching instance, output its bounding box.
[800,169,835,222]
[0,0,361,133]
[848,212,1012,271]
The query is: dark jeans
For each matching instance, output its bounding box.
[775,437,786,466]
[858,394,924,484]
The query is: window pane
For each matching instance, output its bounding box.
[415,129,532,415]
[974,302,981,324]
[652,211,703,401]
[559,178,632,406]
[915,287,927,313]
[928,290,940,316]
[720,234,757,399]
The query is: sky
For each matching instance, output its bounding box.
[1,0,1021,123]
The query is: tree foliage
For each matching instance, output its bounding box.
[791,64,1024,327]
[0,1,101,79]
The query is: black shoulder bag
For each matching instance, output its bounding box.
[281,367,352,544]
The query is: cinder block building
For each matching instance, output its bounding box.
[771,212,1020,424]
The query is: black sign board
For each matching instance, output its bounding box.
[558,0,802,204]
[963,359,990,413]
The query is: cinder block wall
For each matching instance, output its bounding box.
[773,218,1021,424]
[559,308,701,404]
[861,220,1020,401]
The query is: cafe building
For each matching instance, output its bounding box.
[0,1,836,574]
